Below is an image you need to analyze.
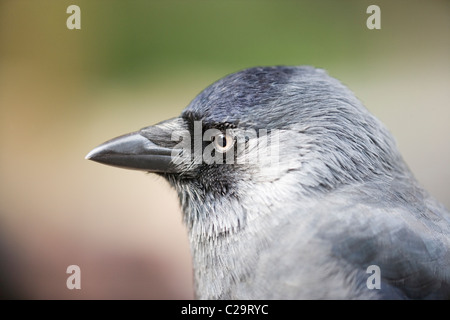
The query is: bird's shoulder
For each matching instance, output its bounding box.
[281,178,450,299]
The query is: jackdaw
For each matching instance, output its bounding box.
[86,66,450,299]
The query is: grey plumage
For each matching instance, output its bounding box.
[87,66,450,299]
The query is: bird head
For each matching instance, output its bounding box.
[86,66,402,239]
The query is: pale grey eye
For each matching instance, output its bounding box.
[213,133,234,153]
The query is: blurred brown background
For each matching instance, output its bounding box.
[0,0,449,299]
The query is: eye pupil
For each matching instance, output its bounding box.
[213,132,234,153]
[218,134,226,147]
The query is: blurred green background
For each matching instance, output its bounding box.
[0,0,449,299]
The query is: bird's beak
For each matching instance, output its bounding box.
[85,117,185,173]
